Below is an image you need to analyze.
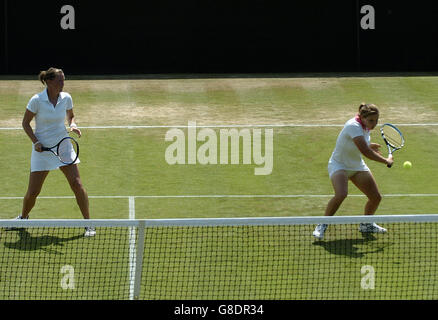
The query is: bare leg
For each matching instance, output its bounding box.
[22,171,50,218]
[324,170,349,216]
[350,171,382,215]
[59,164,90,219]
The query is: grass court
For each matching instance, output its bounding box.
[1,74,438,299]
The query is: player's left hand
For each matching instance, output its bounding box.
[70,127,82,138]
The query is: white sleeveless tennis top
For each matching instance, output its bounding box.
[328,117,370,176]
[26,89,80,172]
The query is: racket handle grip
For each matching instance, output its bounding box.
[386,154,393,168]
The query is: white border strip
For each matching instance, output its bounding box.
[2,214,438,228]
[0,219,140,228]
[133,194,438,199]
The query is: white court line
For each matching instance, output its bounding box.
[1,194,438,200]
[129,196,136,219]
[2,123,438,130]
[128,196,136,300]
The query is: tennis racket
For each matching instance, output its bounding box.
[380,123,404,168]
[41,137,79,165]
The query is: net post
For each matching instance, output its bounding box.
[128,196,136,300]
[133,219,145,300]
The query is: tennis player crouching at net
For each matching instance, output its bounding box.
[8,67,95,237]
[313,103,393,240]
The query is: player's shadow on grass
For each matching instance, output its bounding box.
[3,228,84,254]
[312,234,388,258]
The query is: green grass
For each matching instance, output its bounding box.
[140,223,438,300]
[0,227,131,299]
[1,126,437,218]
[1,75,438,299]
[1,223,436,299]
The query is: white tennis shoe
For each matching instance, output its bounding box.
[4,215,28,230]
[84,227,96,237]
[359,223,387,233]
[313,224,328,240]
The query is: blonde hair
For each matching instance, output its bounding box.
[38,67,63,85]
[358,103,379,118]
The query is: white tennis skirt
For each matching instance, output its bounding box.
[328,159,369,179]
[30,143,80,172]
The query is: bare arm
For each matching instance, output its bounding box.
[353,136,393,166]
[66,109,81,137]
[22,109,43,152]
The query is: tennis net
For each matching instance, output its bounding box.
[0,215,437,300]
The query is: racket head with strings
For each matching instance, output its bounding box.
[42,137,79,165]
[380,123,404,167]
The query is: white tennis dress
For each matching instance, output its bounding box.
[27,89,80,172]
[328,117,370,178]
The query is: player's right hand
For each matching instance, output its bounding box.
[34,142,43,152]
[386,155,394,167]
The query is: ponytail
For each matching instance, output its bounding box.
[358,102,379,118]
[38,67,63,85]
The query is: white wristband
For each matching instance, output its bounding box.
[70,124,78,129]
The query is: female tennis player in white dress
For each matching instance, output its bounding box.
[313,103,394,240]
[14,68,95,237]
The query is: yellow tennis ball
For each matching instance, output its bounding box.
[403,161,412,169]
